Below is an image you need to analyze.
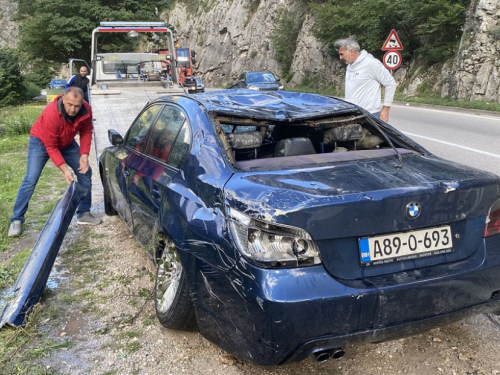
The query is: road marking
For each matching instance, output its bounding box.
[403,132,500,159]
[394,104,500,121]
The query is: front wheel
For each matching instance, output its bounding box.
[155,243,197,330]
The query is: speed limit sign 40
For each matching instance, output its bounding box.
[383,51,402,70]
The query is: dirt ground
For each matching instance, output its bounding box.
[17,150,500,375]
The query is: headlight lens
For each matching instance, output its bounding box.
[228,208,321,268]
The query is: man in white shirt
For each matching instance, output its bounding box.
[334,36,396,122]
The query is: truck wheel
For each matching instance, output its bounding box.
[103,176,117,216]
[155,243,197,330]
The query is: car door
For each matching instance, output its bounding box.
[127,104,191,246]
[116,104,163,231]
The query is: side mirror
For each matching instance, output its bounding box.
[276,77,281,82]
[108,129,124,146]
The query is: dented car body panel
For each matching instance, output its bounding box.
[0,182,86,327]
[99,90,500,365]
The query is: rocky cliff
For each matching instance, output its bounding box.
[447,0,500,102]
[2,0,499,102]
[166,0,285,87]
[0,0,18,48]
[165,0,500,102]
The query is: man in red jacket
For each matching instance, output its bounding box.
[8,87,101,237]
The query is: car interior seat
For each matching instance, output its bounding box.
[274,137,316,157]
[323,124,364,152]
[227,131,263,160]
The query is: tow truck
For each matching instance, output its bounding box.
[71,21,187,157]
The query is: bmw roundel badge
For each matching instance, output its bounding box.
[406,202,421,219]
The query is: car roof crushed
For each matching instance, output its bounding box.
[160,89,359,122]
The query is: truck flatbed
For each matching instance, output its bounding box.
[91,83,185,157]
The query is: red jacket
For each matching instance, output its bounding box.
[31,94,93,167]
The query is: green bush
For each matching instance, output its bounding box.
[270,8,305,81]
[0,48,26,107]
[23,81,42,100]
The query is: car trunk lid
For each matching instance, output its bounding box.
[224,153,500,279]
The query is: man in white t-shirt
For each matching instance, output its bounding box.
[334,36,396,122]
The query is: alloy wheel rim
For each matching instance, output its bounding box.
[156,248,182,314]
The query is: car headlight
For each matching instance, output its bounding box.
[248,85,259,91]
[228,208,321,268]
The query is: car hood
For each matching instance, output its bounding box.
[224,153,500,241]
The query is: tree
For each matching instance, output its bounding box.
[16,0,159,66]
[310,0,468,65]
[270,8,306,81]
[0,48,25,107]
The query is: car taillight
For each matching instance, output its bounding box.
[227,208,321,268]
[484,198,500,237]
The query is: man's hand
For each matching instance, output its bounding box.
[63,170,75,184]
[59,164,74,184]
[78,154,89,174]
[380,106,391,122]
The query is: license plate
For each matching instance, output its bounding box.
[359,225,453,267]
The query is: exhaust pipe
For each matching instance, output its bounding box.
[313,348,345,362]
[313,351,331,363]
[330,348,345,359]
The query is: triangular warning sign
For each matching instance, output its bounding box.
[382,29,403,51]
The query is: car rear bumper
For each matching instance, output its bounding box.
[284,296,500,364]
[190,235,500,366]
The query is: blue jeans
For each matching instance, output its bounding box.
[11,136,92,223]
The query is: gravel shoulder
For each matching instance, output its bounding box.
[35,143,500,375]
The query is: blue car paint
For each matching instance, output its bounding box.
[0,182,86,327]
[99,90,500,365]
[190,237,500,365]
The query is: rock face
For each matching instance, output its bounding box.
[165,0,499,101]
[165,0,345,89]
[0,0,18,48]
[288,14,344,89]
[166,0,285,87]
[2,0,499,102]
[447,0,500,102]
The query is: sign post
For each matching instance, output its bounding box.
[382,29,403,70]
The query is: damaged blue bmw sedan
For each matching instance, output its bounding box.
[99,89,500,366]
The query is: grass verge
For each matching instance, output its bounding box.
[0,120,68,251]
[0,304,75,374]
[0,105,71,373]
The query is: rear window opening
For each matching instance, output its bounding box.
[213,113,417,172]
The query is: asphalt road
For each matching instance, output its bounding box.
[389,104,500,176]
